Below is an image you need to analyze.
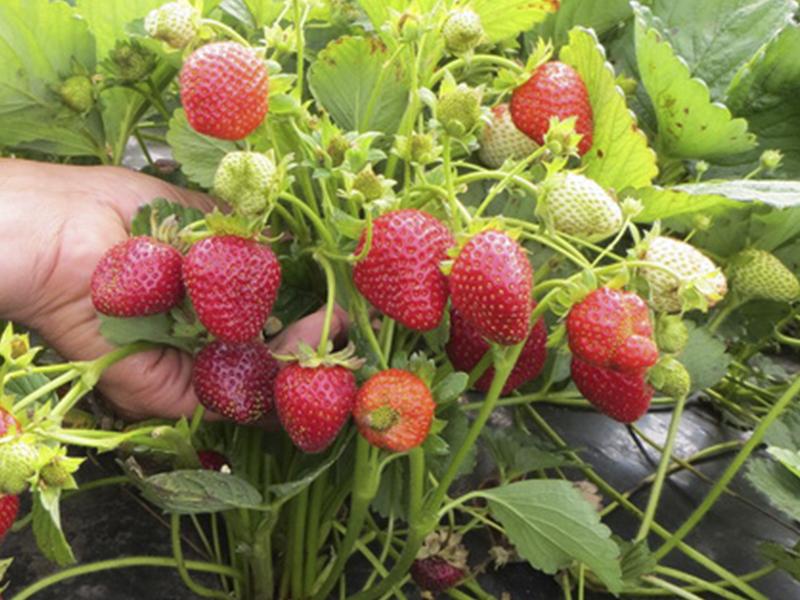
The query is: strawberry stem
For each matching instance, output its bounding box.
[170,513,231,599]
[314,254,337,357]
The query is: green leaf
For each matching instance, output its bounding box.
[483,428,571,479]
[560,27,658,190]
[619,539,657,586]
[140,470,263,514]
[432,372,469,404]
[220,0,284,29]
[767,446,800,479]
[471,0,555,42]
[76,0,164,59]
[747,458,800,521]
[6,372,56,406]
[627,185,745,223]
[676,323,731,392]
[646,0,796,100]
[759,541,800,582]
[99,314,196,354]
[355,0,407,33]
[427,407,476,480]
[537,0,633,48]
[674,180,800,209]
[32,489,76,566]
[0,0,101,157]
[308,36,410,134]
[726,25,800,178]
[130,198,206,236]
[633,3,756,160]
[483,480,622,593]
[167,109,238,188]
[763,409,800,450]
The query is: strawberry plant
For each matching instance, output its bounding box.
[1,1,800,599]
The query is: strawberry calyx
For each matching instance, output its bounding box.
[274,341,366,371]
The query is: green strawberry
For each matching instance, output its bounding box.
[655,315,689,354]
[640,236,727,313]
[478,104,539,168]
[437,84,483,137]
[442,9,484,54]
[0,439,38,495]
[213,151,279,216]
[145,0,199,49]
[648,356,691,400]
[352,166,387,202]
[540,172,623,242]
[59,76,94,113]
[729,249,800,303]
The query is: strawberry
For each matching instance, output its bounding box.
[541,172,623,242]
[197,450,230,471]
[192,340,280,423]
[571,357,654,423]
[353,369,435,452]
[180,42,269,140]
[648,356,691,400]
[0,494,19,541]
[411,557,465,592]
[353,210,454,331]
[91,236,184,317]
[213,151,278,216]
[59,75,93,113]
[442,9,484,54]
[567,288,658,374]
[478,104,540,168]
[655,315,689,354]
[145,0,199,49]
[640,236,727,313]
[449,230,533,345]
[275,364,358,453]
[729,249,800,303]
[510,61,594,156]
[183,235,281,342]
[437,84,483,136]
[0,439,38,495]
[446,306,547,395]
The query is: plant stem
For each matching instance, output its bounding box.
[636,392,688,542]
[642,576,705,600]
[655,566,748,600]
[9,556,240,600]
[315,254,338,356]
[653,373,800,561]
[291,488,310,599]
[304,473,326,593]
[170,514,230,599]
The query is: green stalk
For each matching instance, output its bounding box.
[642,576,705,600]
[312,437,377,600]
[315,254,338,356]
[304,473,327,593]
[13,368,81,412]
[292,0,305,102]
[636,392,688,542]
[171,514,233,599]
[290,489,310,599]
[655,566,748,600]
[653,373,800,561]
[9,556,240,600]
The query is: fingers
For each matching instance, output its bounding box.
[268,305,350,356]
[95,165,216,227]
[98,347,207,421]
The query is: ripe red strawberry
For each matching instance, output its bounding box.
[446,306,548,395]
[353,369,435,452]
[478,103,540,168]
[510,61,594,155]
[571,357,654,423]
[275,364,358,453]
[183,235,281,342]
[567,288,658,374]
[411,557,465,592]
[197,450,229,471]
[353,210,454,331]
[0,494,19,541]
[192,340,280,423]
[91,237,184,317]
[449,230,533,345]
[180,41,269,140]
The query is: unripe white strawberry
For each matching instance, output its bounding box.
[478,104,539,168]
[640,236,727,313]
[540,172,623,242]
[729,249,800,303]
[213,151,278,216]
[145,1,199,49]
[442,10,484,54]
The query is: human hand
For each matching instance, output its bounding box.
[0,159,347,420]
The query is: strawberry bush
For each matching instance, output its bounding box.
[2,0,800,598]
